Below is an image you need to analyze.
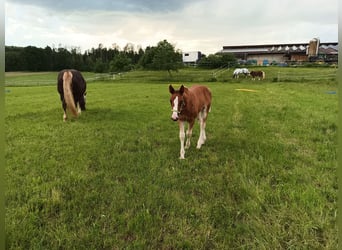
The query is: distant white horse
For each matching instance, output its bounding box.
[233,68,250,78]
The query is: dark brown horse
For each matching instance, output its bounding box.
[57,69,86,121]
[169,84,212,159]
[250,70,265,80]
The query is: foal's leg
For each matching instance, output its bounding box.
[179,121,186,159]
[185,120,194,149]
[197,109,208,149]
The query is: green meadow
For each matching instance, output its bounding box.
[5,67,337,249]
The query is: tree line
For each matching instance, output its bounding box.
[5,40,237,73]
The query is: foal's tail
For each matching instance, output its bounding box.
[63,71,78,117]
[262,71,265,79]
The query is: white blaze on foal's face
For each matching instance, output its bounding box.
[171,96,179,121]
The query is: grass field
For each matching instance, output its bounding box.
[5,68,337,249]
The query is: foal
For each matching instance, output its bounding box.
[169,84,212,159]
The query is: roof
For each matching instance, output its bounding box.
[318,45,338,55]
[220,42,338,55]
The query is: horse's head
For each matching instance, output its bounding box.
[169,84,185,121]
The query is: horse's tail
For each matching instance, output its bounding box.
[262,71,265,79]
[63,71,78,117]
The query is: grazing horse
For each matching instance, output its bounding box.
[169,84,212,159]
[233,68,250,78]
[57,69,87,121]
[250,70,265,80]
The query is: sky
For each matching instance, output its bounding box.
[5,0,338,55]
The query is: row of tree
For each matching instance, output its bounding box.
[5,40,237,73]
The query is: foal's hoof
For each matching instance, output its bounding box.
[196,140,205,149]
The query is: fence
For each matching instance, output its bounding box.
[5,79,56,86]
[275,71,337,82]
[212,65,230,78]
[86,72,123,82]
[5,72,124,87]
[5,69,337,86]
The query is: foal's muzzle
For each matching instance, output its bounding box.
[171,109,179,121]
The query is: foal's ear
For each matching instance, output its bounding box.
[169,84,175,94]
[179,85,185,95]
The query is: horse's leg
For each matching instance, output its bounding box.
[63,111,67,121]
[185,120,194,149]
[76,101,81,115]
[59,93,67,121]
[74,96,81,115]
[62,100,67,121]
[179,121,186,159]
[76,92,86,113]
[79,94,86,111]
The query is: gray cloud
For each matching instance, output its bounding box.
[5,0,338,54]
[6,0,197,12]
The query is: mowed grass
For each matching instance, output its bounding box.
[5,68,337,249]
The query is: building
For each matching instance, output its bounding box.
[182,51,202,65]
[219,38,338,65]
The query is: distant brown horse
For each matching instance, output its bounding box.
[250,70,265,80]
[57,69,86,121]
[169,84,212,159]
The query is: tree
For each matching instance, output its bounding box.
[22,46,48,71]
[221,53,237,67]
[54,47,72,70]
[5,47,25,71]
[4,42,148,73]
[138,46,156,69]
[139,40,182,76]
[152,40,182,76]
[93,59,107,73]
[198,53,237,69]
[109,53,132,72]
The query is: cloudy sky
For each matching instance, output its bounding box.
[5,0,338,55]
